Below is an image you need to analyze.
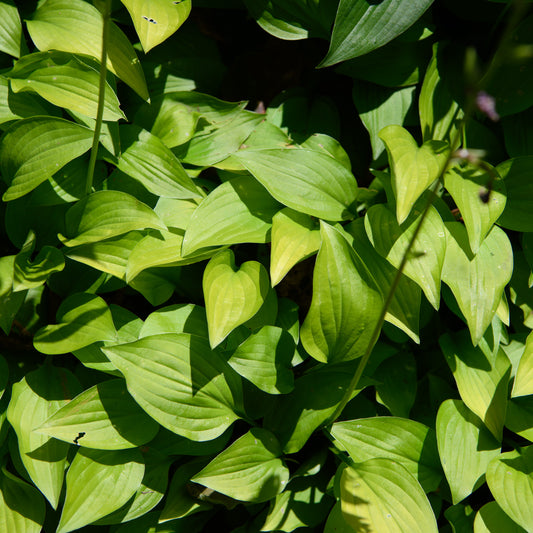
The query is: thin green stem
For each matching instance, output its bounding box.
[85,0,111,195]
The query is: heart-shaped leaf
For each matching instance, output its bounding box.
[436,399,501,504]
[270,208,320,287]
[0,116,93,201]
[301,221,382,363]
[444,164,506,254]
[182,175,281,256]
[56,448,145,533]
[227,325,295,395]
[37,379,160,450]
[439,330,511,440]
[6,363,82,508]
[486,446,533,532]
[379,125,449,224]
[192,428,289,503]
[59,190,166,247]
[331,417,442,493]
[442,222,513,345]
[234,148,358,221]
[26,0,148,99]
[203,249,270,348]
[33,293,118,354]
[102,333,243,441]
[122,0,191,53]
[365,203,446,309]
[321,0,434,66]
[340,459,438,533]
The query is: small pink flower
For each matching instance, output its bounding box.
[476,91,500,121]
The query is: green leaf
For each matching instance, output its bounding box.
[234,148,358,221]
[344,218,421,343]
[26,0,148,100]
[102,333,243,441]
[9,51,124,121]
[486,446,533,532]
[33,293,118,354]
[227,326,294,395]
[59,190,166,247]
[324,502,354,533]
[439,330,511,440]
[379,125,450,224]
[56,448,145,533]
[340,459,438,533]
[0,466,45,533]
[122,0,192,53]
[0,356,7,401]
[182,175,281,256]
[0,117,93,201]
[442,223,513,345]
[301,222,382,363]
[331,417,442,493]
[0,0,24,58]
[13,231,64,291]
[0,255,26,335]
[37,379,160,450]
[192,428,289,503]
[474,501,527,533]
[270,208,320,287]
[203,249,270,348]
[353,81,416,161]
[140,303,209,339]
[6,363,82,508]
[506,395,533,442]
[497,157,533,232]
[444,164,506,254]
[118,127,202,199]
[419,43,463,145]
[436,399,501,504]
[321,0,434,66]
[511,331,533,397]
[365,203,446,309]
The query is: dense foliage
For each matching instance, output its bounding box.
[1,0,533,531]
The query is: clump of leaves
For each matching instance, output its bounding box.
[1,0,533,532]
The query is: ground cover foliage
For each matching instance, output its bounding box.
[1,0,533,531]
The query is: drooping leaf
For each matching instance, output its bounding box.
[321,0,434,66]
[444,164,506,254]
[270,208,320,287]
[9,51,124,120]
[234,148,358,221]
[122,0,192,53]
[26,0,148,99]
[301,222,382,363]
[474,501,527,533]
[56,448,145,533]
[331,417,442,493]
[117,127,202,199]
[379,125,450,224]
[340,459,438,533]
[486,446,533,532]
[182,175,281,256]
[0,0,24,58]
[192,428,289,503]
[0,466,45,533]
[227,326,295,395]
[0,116,93,201]
[37,379,160,450]
[59,190,166,247]
[102,333,243,441]
[439,330,511,440]
[33,293,118,354]
[436,399,501,504]
[442,223,513,345]
[6,363,82,508]
[365,203,446,309]
[203,249,270,348]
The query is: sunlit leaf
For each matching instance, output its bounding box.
[192,428,289,503]
[0,0,24,58]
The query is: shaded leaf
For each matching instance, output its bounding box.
[474,501,527,533]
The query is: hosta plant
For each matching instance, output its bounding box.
[1,0,533,532]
